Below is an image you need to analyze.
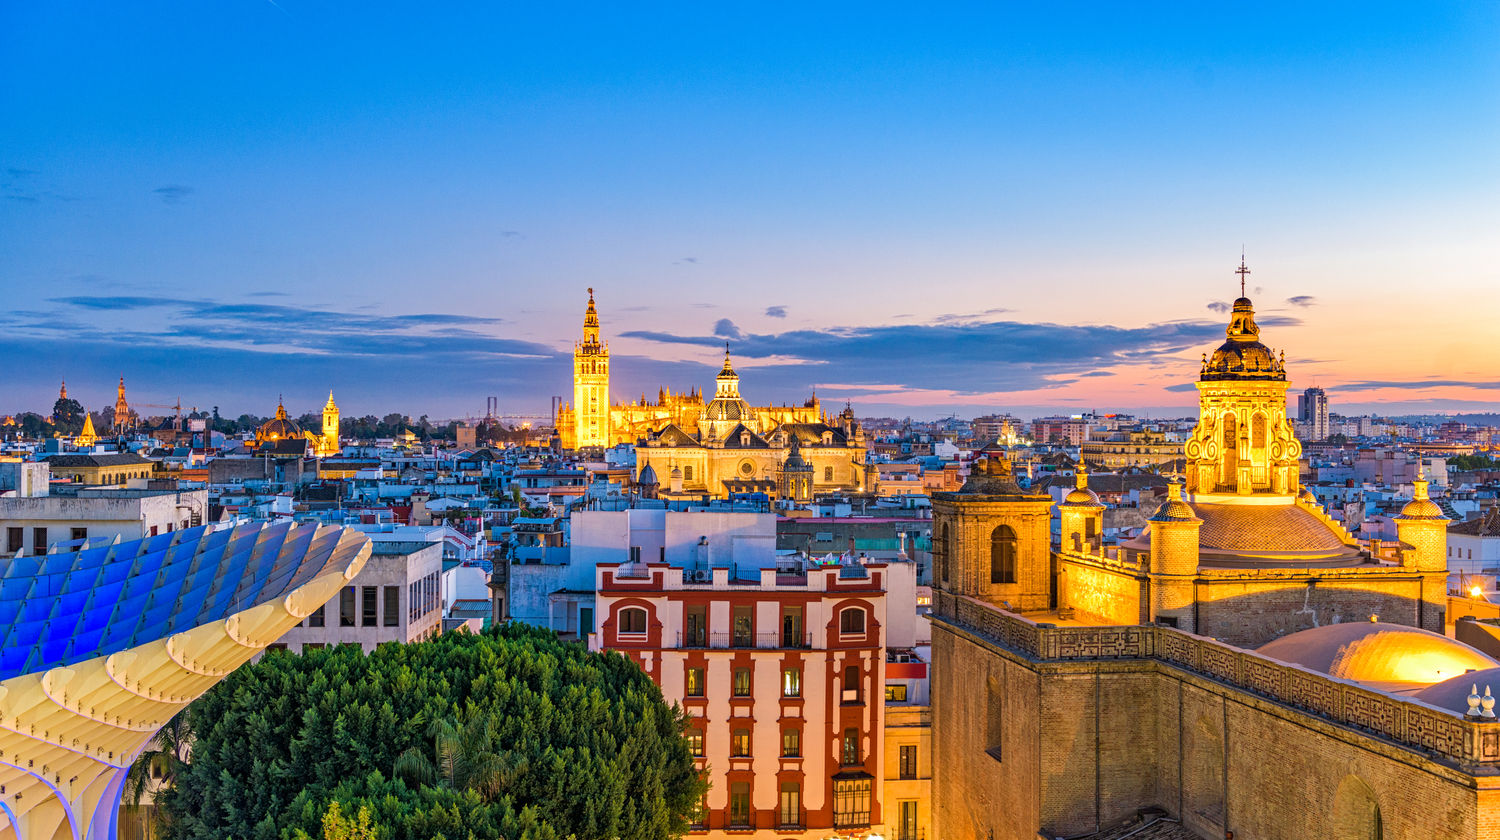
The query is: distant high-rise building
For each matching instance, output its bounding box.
[1298,386,1329,441]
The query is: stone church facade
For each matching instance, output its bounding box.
[929,281,1500,840]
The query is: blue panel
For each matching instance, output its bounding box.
[0,522,358,680]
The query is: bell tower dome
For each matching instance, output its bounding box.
[1184,258,1302,497]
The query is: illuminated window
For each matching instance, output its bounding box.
[778,781,801,828]
[733,668,752,696]
[842,727,860,766]
[686,667,705,697]
[781,728,800,757]
[619,607,648,634]
[886,683,908,702]
[731,728,751,756]
[782,668,801,697]
[833,777,871,828]
[687,729,704,757]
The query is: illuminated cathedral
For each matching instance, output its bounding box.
[253,393,342,456]
[556,289,825,449]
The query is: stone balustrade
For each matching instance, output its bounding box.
[933,590,1500,769]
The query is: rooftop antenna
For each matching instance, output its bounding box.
[1235,250,1251,298]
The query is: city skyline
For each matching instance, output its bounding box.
[3,3,1497,419]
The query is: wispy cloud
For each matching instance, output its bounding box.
[932,307,1011,325]
[1336,379,1500,392]
[152,185,193,204]
[622,316,1233,396]
[713,318,742,339]
[765,305,788,319]
[1286,295,1317,307]
[1206,301,1232,313]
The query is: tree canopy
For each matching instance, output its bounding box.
[159,625,704,840]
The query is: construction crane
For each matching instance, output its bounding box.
[127,398,189,430]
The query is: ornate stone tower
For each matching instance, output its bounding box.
[779,434,814,502]
[1397,466,1450,631]
[1057,463,1105,554]
[112,376,132,433]
[931,457,1055,613]
[1147,478,1203,631]
[573,288,611,448]
[1184,261,1302,497]
[320,391,341,456]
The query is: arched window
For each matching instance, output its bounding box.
[1220,413,1238,487]
[990,524,1017,584]
[840,607,866,635]
[618,606,648,634]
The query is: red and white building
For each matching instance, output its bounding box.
[594,547,918,839]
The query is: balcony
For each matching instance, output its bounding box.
[675,631,813,650]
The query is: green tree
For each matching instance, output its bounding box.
[52,397,84,433]
[159,625,704,840]
[123,712,192,838]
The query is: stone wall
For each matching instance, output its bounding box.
[1194,574,1436,646]
[931,591,1500,840]
[1060,557,1145,626]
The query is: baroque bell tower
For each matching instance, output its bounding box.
[573,288,611,447]
[319,391,342,456]
[1184,259,1302,497]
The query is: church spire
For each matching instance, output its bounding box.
[582,287,601,348]
[59,379,67,401]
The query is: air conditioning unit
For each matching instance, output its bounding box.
[688,569,711,582]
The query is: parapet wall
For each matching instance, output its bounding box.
[933,589,1500,770]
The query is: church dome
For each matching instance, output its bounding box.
[1397,472,1447,521]
[702,397,749,421]
[1201,297,1287,382]
[1412,667,1500,712]
[638,462,658,485]
[1060,467,1103,508]
[1257,622,1499,687]
[256,400,303,442]
[1148,480,1198,523]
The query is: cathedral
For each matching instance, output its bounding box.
[253,393,342,457]
[929,268,1493,839]
[556,290,861,498]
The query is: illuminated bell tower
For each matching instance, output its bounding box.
[1184,259,1302,497]
[113,376,132,433]
[320,391,342,456]
[573,288,611,447]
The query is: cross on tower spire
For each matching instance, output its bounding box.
[1236,251,1251,298]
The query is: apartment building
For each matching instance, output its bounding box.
[593,545,919,839]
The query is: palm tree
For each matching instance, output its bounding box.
[123,712,191,839]
[393,711,507,801]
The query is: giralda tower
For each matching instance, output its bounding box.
[572,288,611,447]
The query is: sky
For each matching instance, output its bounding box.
[2,2,1498,422]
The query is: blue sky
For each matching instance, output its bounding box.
[3,2,1497,421]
